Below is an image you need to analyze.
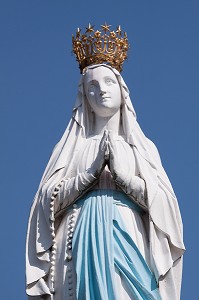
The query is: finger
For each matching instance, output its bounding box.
[108,140,114,158]
[108,131,115,146]
[103,129,109,139]
[105,140,109,150]
[104,145,109,160]
[99,131,108,151]
[108,131,117,155]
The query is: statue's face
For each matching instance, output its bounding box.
[84,66,122,118]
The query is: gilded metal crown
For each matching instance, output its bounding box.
[72,23,129,73]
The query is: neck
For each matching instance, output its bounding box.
[92,110,123,135]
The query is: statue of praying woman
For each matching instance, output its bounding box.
[26,25,185,300]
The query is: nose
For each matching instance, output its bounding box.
[100,90,106,96]
[99,82,107,96]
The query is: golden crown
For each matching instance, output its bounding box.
[72,23,129,73]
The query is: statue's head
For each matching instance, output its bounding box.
[72,24,130,123]
[83,65,122,118]
[76,63,134,137]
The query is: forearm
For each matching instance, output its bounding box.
[51,169,97,214]
[114,175,148,210]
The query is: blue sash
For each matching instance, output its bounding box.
[72,190,161,300]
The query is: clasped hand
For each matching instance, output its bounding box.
[89,130,146,205]
[90,130,127,182]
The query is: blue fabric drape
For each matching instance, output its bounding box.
[72,190,161,300]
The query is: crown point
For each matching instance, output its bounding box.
[101,22,111,33]
[116,25,122,35]
[86,23,95,33]
[76,28,81,38]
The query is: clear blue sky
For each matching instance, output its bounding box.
[1,1,198,299]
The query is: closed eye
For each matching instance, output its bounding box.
[105,77,116,85]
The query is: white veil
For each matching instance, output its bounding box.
[26,64,185,297]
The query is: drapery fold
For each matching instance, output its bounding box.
[72,190,161,300]
[26,64,185,299]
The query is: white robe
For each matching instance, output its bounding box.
[27,135,184,300]
[26,64,185,300]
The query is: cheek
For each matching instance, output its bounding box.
[113,90,122,107]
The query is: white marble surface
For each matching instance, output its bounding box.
[26,64,185,299]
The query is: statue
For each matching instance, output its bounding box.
[26,24,185,300]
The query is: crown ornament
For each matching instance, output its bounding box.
[72,23,129,73]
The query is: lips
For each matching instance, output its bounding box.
[101,96,110,102]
